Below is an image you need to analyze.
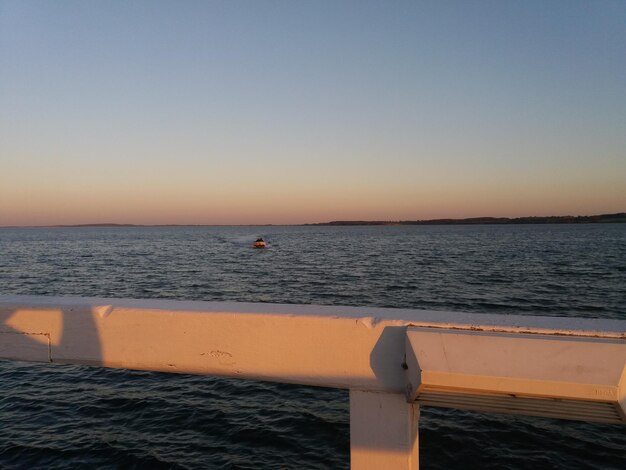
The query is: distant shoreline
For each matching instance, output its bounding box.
[1,212,624,228]
[308,212,626,226]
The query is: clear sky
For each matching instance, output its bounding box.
[1,0,625,226]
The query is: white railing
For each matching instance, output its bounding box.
[1,295,625,469]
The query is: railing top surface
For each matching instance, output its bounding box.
[1,295,624,338]
[2,294,625,419]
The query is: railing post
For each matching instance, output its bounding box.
[350,390,419,470]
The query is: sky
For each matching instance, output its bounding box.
[1,0,625,226]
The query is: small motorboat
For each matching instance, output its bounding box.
[253,237,267,249]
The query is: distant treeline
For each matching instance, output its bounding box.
[40,212,626,228]
[54,223,139,227]
[310,212,626,226]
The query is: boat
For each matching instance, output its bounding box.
[253,238,267,249]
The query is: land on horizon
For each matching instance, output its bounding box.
[2,212,624,228]
[3,3,625,233]
[309,212,626,226]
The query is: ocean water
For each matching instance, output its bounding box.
[0,224,625,468]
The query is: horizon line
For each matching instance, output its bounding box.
[1,212,624,229]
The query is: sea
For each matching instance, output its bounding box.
[0,224,625,469]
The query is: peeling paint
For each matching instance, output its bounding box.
[95,305,114,319]
[358,317,379,329]
[203,350,236,366]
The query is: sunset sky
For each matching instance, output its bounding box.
[1,0,625,226]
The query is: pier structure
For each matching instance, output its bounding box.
[1,296,625,469]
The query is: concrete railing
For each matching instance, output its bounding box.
[1,295,625,469]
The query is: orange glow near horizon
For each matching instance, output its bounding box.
[1,173,624,226]
[1,2,625,227]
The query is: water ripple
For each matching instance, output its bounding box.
[1,225,625,468]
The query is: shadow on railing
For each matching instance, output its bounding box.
[1,295,624,469]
